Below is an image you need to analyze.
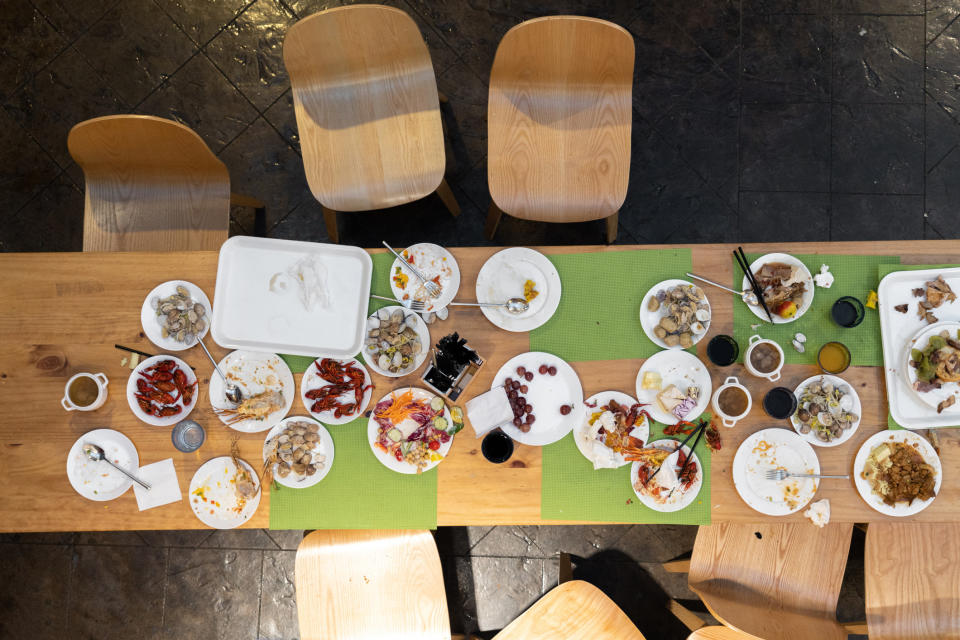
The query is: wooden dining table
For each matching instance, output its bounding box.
[2,240,959,531]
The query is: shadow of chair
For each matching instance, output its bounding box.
[486,16,634,244]
[67,115,234,252]
[283,4,459,244]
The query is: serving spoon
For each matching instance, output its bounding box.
[370,294,529,315]
[82,444,151,490]
[686,272,759,306]
[194,334,242,405]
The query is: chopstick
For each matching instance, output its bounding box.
[643,420,705,487]
[669,424,707,498]
[115,344,154,359]
[734,247,774,323]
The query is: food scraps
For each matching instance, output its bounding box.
[910,329,960,394]
[894,304,908,313]
[866,290,878,309]
[914,275,956,324]
[862,441,936,507]
[657,384,700,421]
[813,264,834,289]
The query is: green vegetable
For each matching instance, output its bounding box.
[387,428,403,442]
[430,396,445,412]
[432,416,448,430]
[912,349,924,363]
[930,336,946,350]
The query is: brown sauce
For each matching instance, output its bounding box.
[750,342,781,373]
[718,386,749,417]
[68,376,100,407]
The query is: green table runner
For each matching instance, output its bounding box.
[733,254,899,367]
[541,416,713,525]
[531,249,692,362]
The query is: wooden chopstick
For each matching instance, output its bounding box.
[735,247,774,323]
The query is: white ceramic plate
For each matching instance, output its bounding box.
[388,242,460,312]
[188,456,261,529]
[66,429,139,501]
[635,350,712,425]
[262,416,335,489]
[732,428,820,516]
[639,279,711,349]
[630,439,703,513]
[789,375,862,447]
[126,355,198,427]
[140,280,212,351]
[853,430,942,517]
[367,387,454,474]
[363,306,430,378]
[475,247,561,332]
[300,357,373,425]
[903,321,960,412]
[491,352,585,446]
[574,391,650,469]
[742,252,815,324]
[209,351,294,433]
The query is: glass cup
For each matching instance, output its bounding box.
[706,334,740,367]
[171,419,205,453]
[481,429,514,464]
[831,296,865,328]
[818,341,851,374]
[763,387,798,420]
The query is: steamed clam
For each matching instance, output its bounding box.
[793,377,859,442]
[154,285,207,344]
[365,307,424,374]
[263,420,326,484]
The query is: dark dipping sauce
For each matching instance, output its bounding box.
[707,335,739,367]
[763,387,798,420]
[481,429,514,464]
[718,386,749,417]
[749,342,781,373]
[831,296,865,328]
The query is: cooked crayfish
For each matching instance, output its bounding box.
[214,390,285,425]
[304,358,372,418]
[135,359,194,418]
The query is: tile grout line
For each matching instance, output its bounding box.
[922,0,928,235]
[255,550,265,637]
[64,542,76,633]
[159,547,170,632]
[828,0,834,241]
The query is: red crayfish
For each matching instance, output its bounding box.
[135,359,195,418]
[304,358,372,418]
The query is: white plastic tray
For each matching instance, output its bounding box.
[878,266,960,429]
[211,237,372,358]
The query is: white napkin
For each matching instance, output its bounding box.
[133,459,182,511]
[466,388,514,438]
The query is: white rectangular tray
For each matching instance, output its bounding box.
[878,266,960,429]
[211,236,372,358]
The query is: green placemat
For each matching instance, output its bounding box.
[530,249,692,362]
[880,263,960,430]
[540,417,712,525]
[733,254,899,367]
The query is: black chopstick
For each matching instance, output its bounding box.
[735,247,774,323]
[115,344,154,359]
[644,420,705,486]
[672,423,707,492]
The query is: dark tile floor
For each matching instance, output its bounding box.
[0,0,948,636]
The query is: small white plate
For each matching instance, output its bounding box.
[789,375,862,447]
[189,456,261,529]
[140,280,211,351]
[363,306,430,378]
[733,428,820,516]
[903,321,960,412]
[66,429,139,501]
[262,416,335,490]
[300,357,373,425]
[853,430,942,517]
[639,279,711,349]
[126,355,198,427]
[367,387,454,474]
[635,350,712,425]
[742,252,815,324]
[475,247,561,332]
[209,351,294,433]
[491,352,585,446]
[388,242,461,312]
[630,439,703,513]
[574,391,650,469]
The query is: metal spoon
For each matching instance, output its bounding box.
[686,272,759,306]
[82,444,151,490]
[448,298,530,314]
[194,334,242,405]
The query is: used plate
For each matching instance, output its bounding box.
[639,279,711,349]
[66,429,139,501]
[140,280,211,351]
[475,247,561,332]
[363,306,430,378]
[262,416,335,490]
[903,321,960,412]
[211,236,372,358]
[388,242,460,312]
[574,390,649,469]
[209,351,294,433]
[630,438,703,513]
[853,430,941,517]
[634,350,712,425]
[299,357,373,425]
[189,456,261,529]
[742,252,815,324]
[732,428,820,516]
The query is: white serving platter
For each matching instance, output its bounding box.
[211,237,372,358]
[878,266,960,429]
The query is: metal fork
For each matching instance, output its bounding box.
[764,469,849,481]
[382,241,442,298]
[370,294,427,311]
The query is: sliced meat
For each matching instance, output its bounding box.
[894,304,908,313]
[938,395,956,414]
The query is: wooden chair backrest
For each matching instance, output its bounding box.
[492,580,645,639]
[488,16,634,223]
[688,522,853,640]
[865,522,960,640]
[67,115,229,252]
[283,4,445,212]
[294,529,450,640]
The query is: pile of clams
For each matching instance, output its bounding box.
[264,420,326,480]
[647,284,710,348]
[365,308,423,374]
[793,378,859,442]
[152,285,207,344]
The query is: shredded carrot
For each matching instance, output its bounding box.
[376,390,417,424]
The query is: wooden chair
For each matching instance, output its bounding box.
[283,5,459,244]
[687,627,756,640]
[492,580,646,640]
[487,16,634,244]
[294,529,450,640]
[67,115,230,252]
[865,522,960,639]
[686,523,854,640]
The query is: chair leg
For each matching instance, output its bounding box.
[662,559,691,574]
[605,211,618,244]
[558,552,573,585]
[842,621,868,635]
[436,178,460,217]
[668,599,706,632]
[322,206,339,244]
[485,201,504,240]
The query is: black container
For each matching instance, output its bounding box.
[763,387,799,420]
[831,296,865,328]
[481,429,514,464]
[707,334,740,367]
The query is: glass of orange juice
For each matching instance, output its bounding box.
[818,341,851,374]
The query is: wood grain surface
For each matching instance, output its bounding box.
[865,522,960,639]
[687,627,757,640]
[283,5,446,212]
[67,115,230,252]
[2,241,960,531]
[491,580,645,639]
[295,529,450,639]
[487,17,633,229]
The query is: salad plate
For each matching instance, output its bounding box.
[209,350,294,433]
[475,247,561,332]
[388,242,460,312]
[368,387,455,474]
